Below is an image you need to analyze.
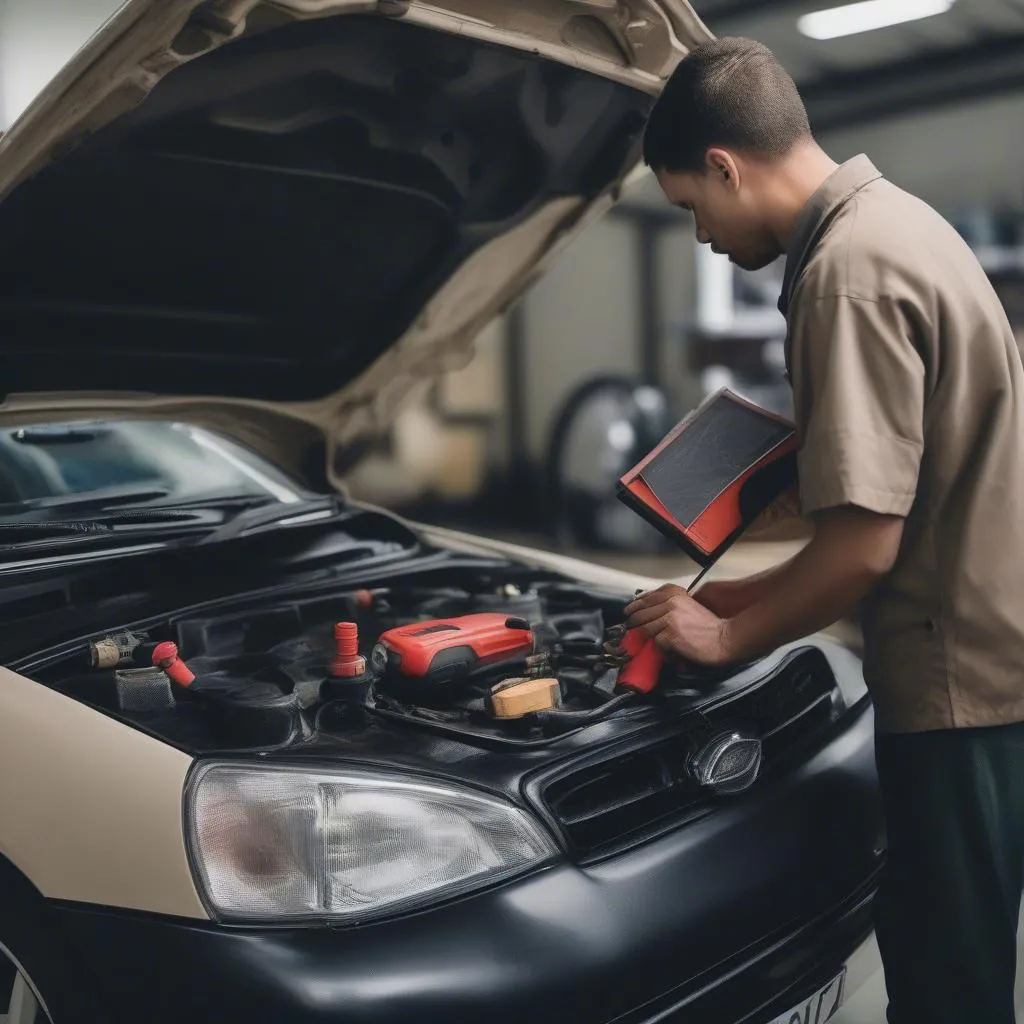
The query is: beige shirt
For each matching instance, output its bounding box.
[781,155,1024,734]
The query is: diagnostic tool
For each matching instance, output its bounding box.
[372,612,535,704]
[617,388,798,574]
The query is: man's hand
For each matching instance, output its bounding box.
[625,584,730,666]
[625,505,904,666]
[624,554,801,659]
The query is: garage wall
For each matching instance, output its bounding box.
[655,219,703,410]
[820,92,1024,217]
[514,87,1024,470]
[518,169,706,464]
[0,0,126,130]
[521,214,640,461]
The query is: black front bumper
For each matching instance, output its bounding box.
[47,702,882,1024]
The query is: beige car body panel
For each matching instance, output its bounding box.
[0,0,712,919]
[0,664,208,918]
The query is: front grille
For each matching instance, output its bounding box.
[537,648,841,861]
[724,648,838,763]
[546,739,706,856]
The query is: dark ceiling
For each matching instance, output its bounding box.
[694,0,1024,133]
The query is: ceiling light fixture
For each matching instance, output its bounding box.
[797,0,956,40]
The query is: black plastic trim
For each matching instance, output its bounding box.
[525,646,850,861]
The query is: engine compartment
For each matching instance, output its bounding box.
[40,576,735,754]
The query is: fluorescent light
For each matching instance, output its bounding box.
[798,0,955,40]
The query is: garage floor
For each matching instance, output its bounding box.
[502,531,1024,1022]
[833,906,1024,1022]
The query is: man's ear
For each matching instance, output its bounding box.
[704,147,741,192]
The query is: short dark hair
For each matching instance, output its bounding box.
[642,37,812,173]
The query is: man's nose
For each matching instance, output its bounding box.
[695,224,711,245]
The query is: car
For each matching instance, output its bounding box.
[0,2,885,1022]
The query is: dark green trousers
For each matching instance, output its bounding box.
[874,720,1024,1024]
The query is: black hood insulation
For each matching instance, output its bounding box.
[0,11,652,402]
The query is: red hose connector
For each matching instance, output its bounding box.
[151,641,195,688]
[331,622,367,678]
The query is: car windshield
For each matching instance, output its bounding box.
[0,419,304,518]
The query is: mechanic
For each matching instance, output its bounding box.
[625,36,1024,1024]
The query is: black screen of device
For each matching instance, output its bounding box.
[639,396,792,528]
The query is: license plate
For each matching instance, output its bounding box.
[768,968,846,1024]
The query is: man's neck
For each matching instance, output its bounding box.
[763,142,839,253]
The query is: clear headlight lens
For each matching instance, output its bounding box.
[186,763,559,924]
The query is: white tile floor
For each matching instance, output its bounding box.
[832,931,886,1024]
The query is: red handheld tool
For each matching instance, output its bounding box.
[615,626,664,695]
[372,613,535,703]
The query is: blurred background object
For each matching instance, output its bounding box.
[546,376,673,554]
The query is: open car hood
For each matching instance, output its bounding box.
[0,0,710,483]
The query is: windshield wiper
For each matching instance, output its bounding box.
[0,509,218,551]
[0,488,280,525]
[0,485,172,518]
[0,495,341,557]
[0,520,112,539]
[196,495,343,545]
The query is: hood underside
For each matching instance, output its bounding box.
[0,0,710,475]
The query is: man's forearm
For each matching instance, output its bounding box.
[706,555,799,601]
[719,508,902,664]
[694,555,799,618]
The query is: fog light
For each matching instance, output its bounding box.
[691,732,762,795]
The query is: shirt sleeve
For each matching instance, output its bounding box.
[787,292,925,517]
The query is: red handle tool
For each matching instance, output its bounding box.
[616,626,664,694]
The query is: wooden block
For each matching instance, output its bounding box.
[489,677,560,719]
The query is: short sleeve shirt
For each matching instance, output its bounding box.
[780,155,1024,733]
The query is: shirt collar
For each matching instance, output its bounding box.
[778,154,883,317]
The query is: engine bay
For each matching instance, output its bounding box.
[37,576,739,754]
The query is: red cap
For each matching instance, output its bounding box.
[331,622,366,678]
[335,622,359,656]
[152,641,195,687]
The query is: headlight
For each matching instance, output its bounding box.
[185,763,559,924]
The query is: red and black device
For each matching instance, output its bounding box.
[371,612,536,705]
[617,388,798,573]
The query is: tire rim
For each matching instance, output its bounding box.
[1,943,52,1024]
